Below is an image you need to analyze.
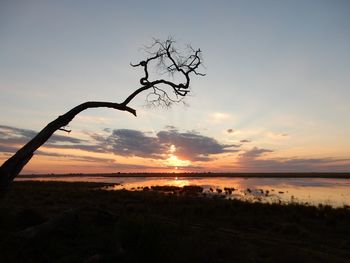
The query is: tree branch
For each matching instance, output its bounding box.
[0,102,136,191]
[129,37,204,106]
[0,37,204,193]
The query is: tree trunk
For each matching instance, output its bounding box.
[0,101,136,192]
[0,39,203,194]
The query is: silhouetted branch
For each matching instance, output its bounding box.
[0,37,204,192]
[127,37,205,107]
[58,127,71,133]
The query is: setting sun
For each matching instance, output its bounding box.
[165,145,191,167]
[165,154,191,167]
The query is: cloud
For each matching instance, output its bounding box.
[35,150,115,163]
[32,150,176,172]
[0,125,241,162]
[0,125,85,145]
[0,144,18,153]
[240,139,251,143]
[266,132,290,140]
[48,134,84,144]
[106,129,166,158]
[157,130,239,161]
[164,125,177,131]
[43,141,109,153]
[104,128,239,161]
[110,162,204,172]
[236,147,350,172]
[0,125,37,139]
[0,125,105,154]
[240,147,273,159]
[2,124,349,173]
[109,163,167,171]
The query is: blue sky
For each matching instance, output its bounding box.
[1,0,350,173]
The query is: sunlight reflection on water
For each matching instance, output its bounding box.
[16,176,350,208]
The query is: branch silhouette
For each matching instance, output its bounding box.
[0,38,204,192]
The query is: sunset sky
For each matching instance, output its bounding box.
[1,0,350,174]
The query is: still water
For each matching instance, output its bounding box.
[16,176,350,208]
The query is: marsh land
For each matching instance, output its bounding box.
[17,175,350,207]
[0,181,349,262]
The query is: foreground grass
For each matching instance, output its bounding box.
[0,181,349,263]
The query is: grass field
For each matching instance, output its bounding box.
[1,181,349,262]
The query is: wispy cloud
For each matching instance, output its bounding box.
[236,147,350,172]
[75,115,111,124]
[266,132,290,140]
[209,112,232,123]
[35,150,115,164]
[0,145,18,153]
[239,147,273,159]
[0,125,85,145]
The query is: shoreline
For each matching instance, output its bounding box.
[18,172,350,179]
[12,180,350,209]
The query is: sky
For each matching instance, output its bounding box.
[1,0,350,174]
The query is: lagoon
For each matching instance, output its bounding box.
[16,176,350,208]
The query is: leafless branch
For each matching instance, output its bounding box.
[126,37,205,107]
[58,127,71,133]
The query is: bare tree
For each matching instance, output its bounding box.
[0,38,204,192]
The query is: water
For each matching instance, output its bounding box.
[16,176,350,208]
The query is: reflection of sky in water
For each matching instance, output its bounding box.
[16,176,350,208]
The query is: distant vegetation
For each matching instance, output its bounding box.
[18,172,350,179]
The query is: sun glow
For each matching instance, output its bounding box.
[165,144,191,168]
[166,155,191,167]
[169,144,176,153]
